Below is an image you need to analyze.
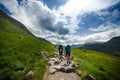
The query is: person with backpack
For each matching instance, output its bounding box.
[58,45,63,61]
[65,45,71,64]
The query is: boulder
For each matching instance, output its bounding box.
[53,65,61,71]
[48,60,56,66]
[25,71,35,79]
[60,66,76,73]
[50,58,57,61]
[54,61,60,65]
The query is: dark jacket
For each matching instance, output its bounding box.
[58,45,63,53]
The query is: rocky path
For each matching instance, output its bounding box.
[44,52,81,80]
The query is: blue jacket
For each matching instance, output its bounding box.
[66,45,71,54]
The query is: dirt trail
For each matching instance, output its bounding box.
[44,52,81,80]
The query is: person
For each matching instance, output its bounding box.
[65,45,71,64]
[58,45,63,61]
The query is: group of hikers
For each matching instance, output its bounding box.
[58,45,71,65]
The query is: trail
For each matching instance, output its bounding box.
[44,52,81,80]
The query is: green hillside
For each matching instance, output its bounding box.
[72,49,120,80]
[0,10,54,80]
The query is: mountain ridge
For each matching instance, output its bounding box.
[80,36,120,56]
[0,9,51,43]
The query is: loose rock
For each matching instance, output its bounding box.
[86,74,96,80]
[49,67,56,74]
[25,71,35,79]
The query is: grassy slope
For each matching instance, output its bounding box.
[72,48,120,80]
[0,14,54,80]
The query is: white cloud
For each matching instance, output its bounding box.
[96,10,111,16]
[89,23,118,32]
[0,0,120,45]
[44,23,120,45]
[58,0,120,16]
[57,0,120,36]
[0,0,18,13]
[85,27,120,42]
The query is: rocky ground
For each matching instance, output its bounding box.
[44,52,81,80]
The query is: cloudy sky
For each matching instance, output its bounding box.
[0,0,120,45]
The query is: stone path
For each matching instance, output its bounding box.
[44,52,81,80]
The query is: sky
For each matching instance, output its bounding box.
[0,0,120,45]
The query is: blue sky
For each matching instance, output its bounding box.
[0,0,120,45]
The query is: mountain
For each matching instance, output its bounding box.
[71,44,82,48]
[80,36,120,56]
[0,10,54,80]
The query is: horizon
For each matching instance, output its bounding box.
[0,0,120,45]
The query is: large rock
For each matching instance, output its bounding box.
[48,61,55,66]
[60,66,76,73]
[53,65,61,71]
[25,71,35,79]
[54,61,61,65]
[50,58,57,61]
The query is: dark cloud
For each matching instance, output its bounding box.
[40,19,69,34]
[37,12,69,34]
[21,0,69,35]
[40,15,55,32]
[54,21,69,34]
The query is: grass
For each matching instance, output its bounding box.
[0,14,55,80]
[71,48,120,80]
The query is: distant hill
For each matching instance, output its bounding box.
[71,44,82,48]
[80,36,120,56]
[0,10,54,80]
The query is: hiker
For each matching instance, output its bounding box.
[58,45,63,61]
[65,45,71,64]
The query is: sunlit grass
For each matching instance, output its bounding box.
[72,48,120,80]
[0,15,54,80]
